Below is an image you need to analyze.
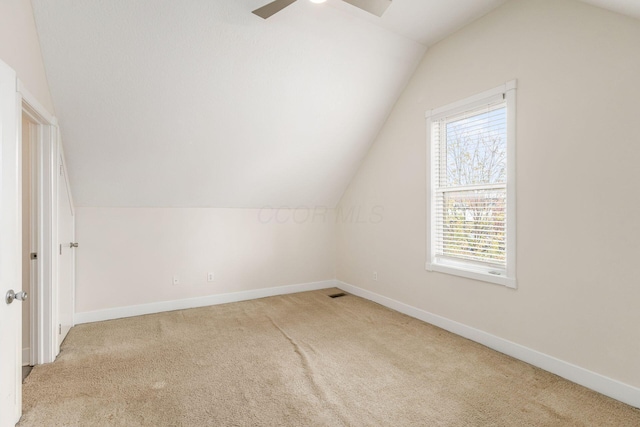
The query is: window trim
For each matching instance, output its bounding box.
[425,80,517,289]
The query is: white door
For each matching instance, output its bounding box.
[57,157,74,345]
[0,60,23,426]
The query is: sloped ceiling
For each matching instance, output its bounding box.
[31,0,507,208]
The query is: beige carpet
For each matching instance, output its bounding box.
[20,289,640,426]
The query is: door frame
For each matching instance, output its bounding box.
[56,136,75,347]
[18,80,60,365]
[22,109,39,367]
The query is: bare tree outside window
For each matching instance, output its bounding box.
[445,107,506,187]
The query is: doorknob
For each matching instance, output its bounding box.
[70,242,79,248]
[5,290,28,305]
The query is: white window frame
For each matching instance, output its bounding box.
[426,80,517,289]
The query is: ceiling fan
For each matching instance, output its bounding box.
[252,0,392,19]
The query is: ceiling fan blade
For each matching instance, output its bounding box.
[252,0,297,19]
[341,0,391,17]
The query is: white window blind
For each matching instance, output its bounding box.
[427,81,516,288]
[432,101,507,268]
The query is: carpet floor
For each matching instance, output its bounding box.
[19,288,640,426]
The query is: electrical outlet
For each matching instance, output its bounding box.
[373,271,378,281]
[173,275,180,285]
[207,272,215,282]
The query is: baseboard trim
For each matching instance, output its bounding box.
[337,281,640,409]
[74,280,337,325]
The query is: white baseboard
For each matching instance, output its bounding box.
[22,348,30,367]
[74,280,337,325]
[337,281,640,409]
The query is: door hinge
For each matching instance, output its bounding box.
[59,244,62,255]
[60,163,63,176]
[59,324,62,334]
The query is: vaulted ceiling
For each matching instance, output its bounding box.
[31,0,636,208]
[30,0,511,208]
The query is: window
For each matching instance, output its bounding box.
[426,81,516,288]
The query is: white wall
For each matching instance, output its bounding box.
[75,207,335,314]
[0,0,55,114]
[337,0,640,389]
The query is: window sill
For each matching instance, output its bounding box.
[426,262,517,289]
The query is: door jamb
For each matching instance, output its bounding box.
[17,80,59,364]
[22,113,38,367]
